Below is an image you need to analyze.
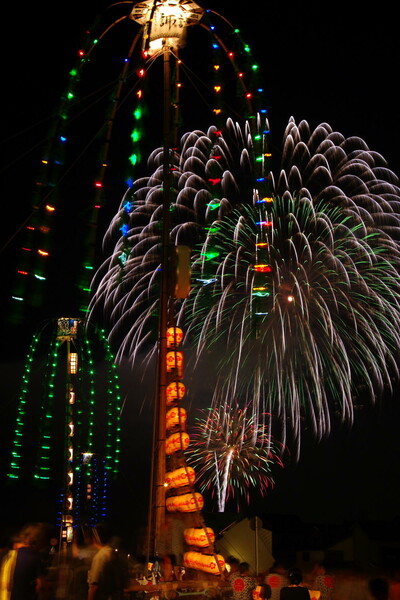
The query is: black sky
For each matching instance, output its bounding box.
[1,2,400,536]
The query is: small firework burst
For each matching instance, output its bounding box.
[187,403,283,511]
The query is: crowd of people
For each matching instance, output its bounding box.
[2,522,400,600]
[228,558,400,600]
[0,521,129,600]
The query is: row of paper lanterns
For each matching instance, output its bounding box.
[164,327,225,576]
[165,326,198,506]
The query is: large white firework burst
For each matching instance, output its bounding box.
[89,115,400,449]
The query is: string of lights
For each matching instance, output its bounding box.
[6,318,122,529]
[8,4,269,329]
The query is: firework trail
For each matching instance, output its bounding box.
[90,115,400,450]
[188,404,283,511]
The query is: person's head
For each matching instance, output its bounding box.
[228,557,240,573]
[288,568,303,586]
[270,561,286,575]
[368,578,389,600]
[239,562,251,575]
[93,523,112,546]
[313,562,326,575]
[253,584,271,600]
[18,523,44,549]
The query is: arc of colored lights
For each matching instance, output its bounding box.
[251,107,274,325]
[114,8,269,283]
[34,335,63,481]
[10,24,96,322]
[8,4,269,328]
[200,12,265,123]
[8,332,41,479]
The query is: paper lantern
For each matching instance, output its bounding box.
[130,0,204,57]
[184,527,215,547]
[166,492,204,513]
[166,381,185,404]
[68,352,78,374]
[165,466,195,489]
[166,351,183,378]
[165,431,190,455]
[183,551,225,575]
[166,406,187,430]
[166,327,184,347]
[174,245,191,299]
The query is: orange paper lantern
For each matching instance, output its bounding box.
[166,406,187,430]
[166,326,184,347]
[165,431,190,455]
[174,246,191,299]
[166,351,183,378]
[166,381,186,404]
[165,467,195,489]
[183,551,225,575]
[166,492,204,513]
[184,527,215,547]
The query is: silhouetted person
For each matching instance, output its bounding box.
[265,562,288,600]
[228,557,240,583]
[389,570,400,600]
[231,562,257,600]
[0,523,45,600]
[253,583,272,600]
[310,563,334,600]
[369,577,389,600]
[87,524,128,600]
[280,568,310,600]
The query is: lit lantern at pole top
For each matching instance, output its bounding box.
[57,318,80,341]
[130,0,205,56]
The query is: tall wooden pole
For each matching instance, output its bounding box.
[136,0,204,569]
[153,41,172,556]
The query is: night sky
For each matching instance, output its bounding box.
[1,1,400,540]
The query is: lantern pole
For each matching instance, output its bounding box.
[153,40,173,556]
[60,336,72,554]
[130,0,205,571]
[57,318,79,554]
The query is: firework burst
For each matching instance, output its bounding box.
[90,115,400,450]
[187,404,283,511]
